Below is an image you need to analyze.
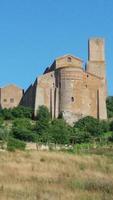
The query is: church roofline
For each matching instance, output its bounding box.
[0,84,23,90]
[55,54,83,62]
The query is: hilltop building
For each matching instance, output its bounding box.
[0,84,23,109]
[0,38,107,125]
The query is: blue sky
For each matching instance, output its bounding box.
[0,0,113,95]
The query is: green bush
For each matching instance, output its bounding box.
[109,120,113,131]
[0,106,33,120]
[7,138,26,151]
[0,108,13,120]
[35,106,51,136]
[74,116,102,136]
[100,120,110,133]
[12,128,36,142]
[106,96,113,118]
[11,106,33,119]
[36,105,51,122]
[48,119,72,144]
[0,128,9,141]
[0,118,4,127]
[12,118,33,130]
[12,118,36,142]
[72,128,92,144]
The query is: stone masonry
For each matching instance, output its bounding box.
[0,38,107,125]
[0,84,23,109]
[21,38,107,125]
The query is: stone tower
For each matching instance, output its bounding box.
[21,38,107,125]
[86,38,107,120]
[87,38,106,79]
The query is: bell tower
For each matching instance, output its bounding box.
[86,38,106,79]
[86,38,107,120]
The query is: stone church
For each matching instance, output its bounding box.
[0,38,107,125]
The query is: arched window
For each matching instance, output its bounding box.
[71,97,74,102]
[67,57,72,62]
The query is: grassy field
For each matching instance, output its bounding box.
[0,151,113,200]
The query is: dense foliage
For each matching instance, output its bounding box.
[11,118,36,142]
[0,106,33,120]
[106,96,113,118]
[74,116,102,136]
[7,138,26,151]
[0,98,112,151]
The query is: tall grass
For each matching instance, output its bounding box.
[0,151,113,200]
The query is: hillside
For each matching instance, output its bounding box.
[0,151,113,200]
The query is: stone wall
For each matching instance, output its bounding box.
[21,80,37,109]
[21,38,107,124]
[34,71,56,117]
[0,84,23,109]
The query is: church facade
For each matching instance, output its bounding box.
[0,38,107,125]
[21,38,107,124]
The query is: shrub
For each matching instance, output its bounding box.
[36,105,50,122]
[109,120,113,131]
[0,128,9,141]
[7,138,26,151]
[72,128,92,144]
[35,106,51,135]
[0,118,4,127]
[12,118,36,142]
[0,108,13,120]
[12,128,36,142]
[100,120,110,133]
[11,106,33,119]
[74,116,102,136]
[12,118,33,130]
[0,106,33,120]
[48,119,72,144]
[106,96,113,118]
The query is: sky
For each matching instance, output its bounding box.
[0,0,113,95]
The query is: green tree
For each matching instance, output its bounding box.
[106,96,113,118]
[7,138,26,151]
[0,128,9,141]
[109,120,113,131]
[100,120,110,133]
[36,105,50,122]
[0,108,13,120]
[72,128,92,144]
[35,106,51,136]
[49,119,72,145]
[11,106,33,119]
[74,116,102,136]
[11,118,36,142]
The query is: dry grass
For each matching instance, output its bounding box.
[0,151,113,200]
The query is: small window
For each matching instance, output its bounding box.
[87,74,89,78]
[71,97,74,102]
[67,57,72,62]
[10,98,14,103]
[4,99,7,102]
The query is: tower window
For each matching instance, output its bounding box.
[71,97,74,102]
[4,99,7,102]
[10,98,14,103]
[67,57,72,62]
[59,82,61,88]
